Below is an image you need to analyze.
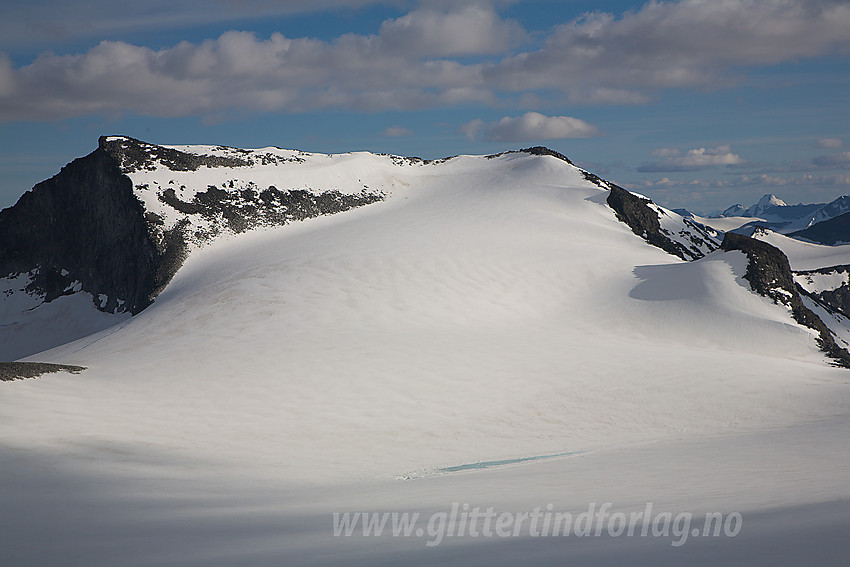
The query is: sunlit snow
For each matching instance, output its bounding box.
[2,147,849,565]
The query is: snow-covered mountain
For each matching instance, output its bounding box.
[745,193,787,217]
[789,209,850,245]
[3,138,850,566]
[709,193,850,235]
[0,136,386,359]
[1,137,724,360]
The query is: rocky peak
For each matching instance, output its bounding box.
[98,135,251,173]
[1,136,387,321]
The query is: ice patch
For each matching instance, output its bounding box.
[396,451,584,480]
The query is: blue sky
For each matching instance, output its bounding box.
[1,0,848,212]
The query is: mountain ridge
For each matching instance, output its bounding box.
[708,192,850,236]
[2,136,849,370]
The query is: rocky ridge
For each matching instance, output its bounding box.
[0,136,386,319]
[720,232,850,367]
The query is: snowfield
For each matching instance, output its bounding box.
[2,147,849,565]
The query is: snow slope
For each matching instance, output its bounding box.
[753,229,850,271]
[693,214,761,233]
[2,148,850,565]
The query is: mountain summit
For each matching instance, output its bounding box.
[2,137,849,369]
[748,193,787,216]
[3,138,850,566]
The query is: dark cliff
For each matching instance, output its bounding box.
[0,142,167,314]
[0,136,385,317]
[720,232,850,368]
[606,185,719,261]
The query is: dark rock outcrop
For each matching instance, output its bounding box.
[99,136,251,173]
[0,362,86,381]
[0,144,162,314]
[156,184,382,240]
[519,146,576,165]
[606,185,718,261]
[720,232,850,368]
[0,136,385,317]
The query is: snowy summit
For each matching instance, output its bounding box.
[2,137,850,565]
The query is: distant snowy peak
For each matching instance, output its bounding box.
[747,194,787,217]
[721,203,746,217]
[810,195,850,225]
[710,193,850,236]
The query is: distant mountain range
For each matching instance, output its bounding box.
[695,193,850,242]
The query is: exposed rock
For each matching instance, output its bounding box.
[519,146,576,165]
[0,136,386,319]
[720,232,850,368]
[0,145,161,314]
[99,136,250,172]
[606,185,719,261]
[0,362,86,381]
[157,184,382,239]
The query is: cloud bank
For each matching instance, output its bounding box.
[462,112,600,141]
[1,1,850,121]
[639,145,745,172]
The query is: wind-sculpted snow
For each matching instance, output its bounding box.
[3,140,850,565]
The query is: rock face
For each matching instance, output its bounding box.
[606,185,720,261]
[0,136,386,318]
[0,144,163,314]
[720,232,850,367]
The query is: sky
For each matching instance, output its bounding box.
[0,0,848,213]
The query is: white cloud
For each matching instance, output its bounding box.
[462,112,600,142]
[639,145,745,172]
[816,138,844,149]
[381,125,414,137]
[632,171,850,214]
[378,4,525,56]
[459,118,486,141]
[2,1,850,119]
[0,28,493,120]
[484,0,850,102]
